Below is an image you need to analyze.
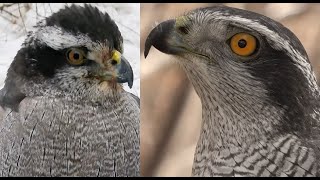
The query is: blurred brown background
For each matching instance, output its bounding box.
[140,3,320,177]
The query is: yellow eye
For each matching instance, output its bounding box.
[66,48,86,65]
[230,33,257,57]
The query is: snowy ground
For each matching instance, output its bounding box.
[0,3,140,97]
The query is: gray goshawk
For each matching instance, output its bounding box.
[145,6,320,177]
[0,4,139,176]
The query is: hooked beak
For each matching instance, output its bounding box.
[95,50,134,89]
[115,56,134,89]
[144,16,206,60]
[144,19,180,58]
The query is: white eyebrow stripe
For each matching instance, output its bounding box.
[204,12,319,93]
[34,26,96,50]
[211,12,307,62]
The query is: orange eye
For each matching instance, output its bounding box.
[66,48,86,65]
[230,33,257,57]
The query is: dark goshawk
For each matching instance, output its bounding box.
[145,6,320,177]
[0,4,139,176]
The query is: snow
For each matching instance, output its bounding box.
[0,3,140,97]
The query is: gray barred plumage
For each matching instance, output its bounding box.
[192,134,317,177]
[1,93,139,176]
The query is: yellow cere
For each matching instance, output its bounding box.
[175,15,189,28]
[111,50,121,64]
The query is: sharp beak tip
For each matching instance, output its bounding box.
[116,57,134,89]
[126,70,134,89]
[128,82,133,89]
[144,30,156,59]
[143,19,176,58]
[144,44,151,59]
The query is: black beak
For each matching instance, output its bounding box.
[144,19,178,58]
[116,57,134,89]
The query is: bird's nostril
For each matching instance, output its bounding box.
[177,25,189,35]
[111,60,118,65]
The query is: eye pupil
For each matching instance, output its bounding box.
[73,53,80,60]
[238,39,247,48]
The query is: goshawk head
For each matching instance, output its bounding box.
[145,5,320,146]
[1,4,134,110]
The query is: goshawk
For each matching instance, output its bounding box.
[0,4,140,177]
[145,5,320,177]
